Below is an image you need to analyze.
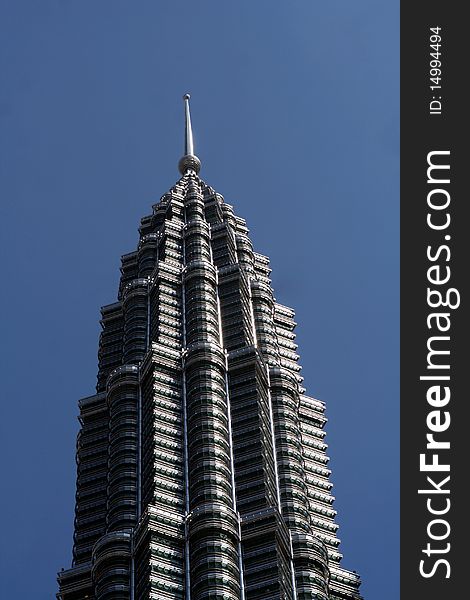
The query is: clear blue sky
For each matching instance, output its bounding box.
[0,2,398,598]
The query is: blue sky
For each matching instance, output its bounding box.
[0,2,398,598]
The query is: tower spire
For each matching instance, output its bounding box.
[183,93,194,156]
[178,93,201,175]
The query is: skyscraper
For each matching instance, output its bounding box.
[58,95,362,600]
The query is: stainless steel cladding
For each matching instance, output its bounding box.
[58,96,362,600]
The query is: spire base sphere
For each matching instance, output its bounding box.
[178,154,201,175]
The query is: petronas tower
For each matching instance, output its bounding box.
[58,96,362,600]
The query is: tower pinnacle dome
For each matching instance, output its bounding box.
[178,93,201,175]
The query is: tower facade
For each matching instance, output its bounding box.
[58,96,362,600]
